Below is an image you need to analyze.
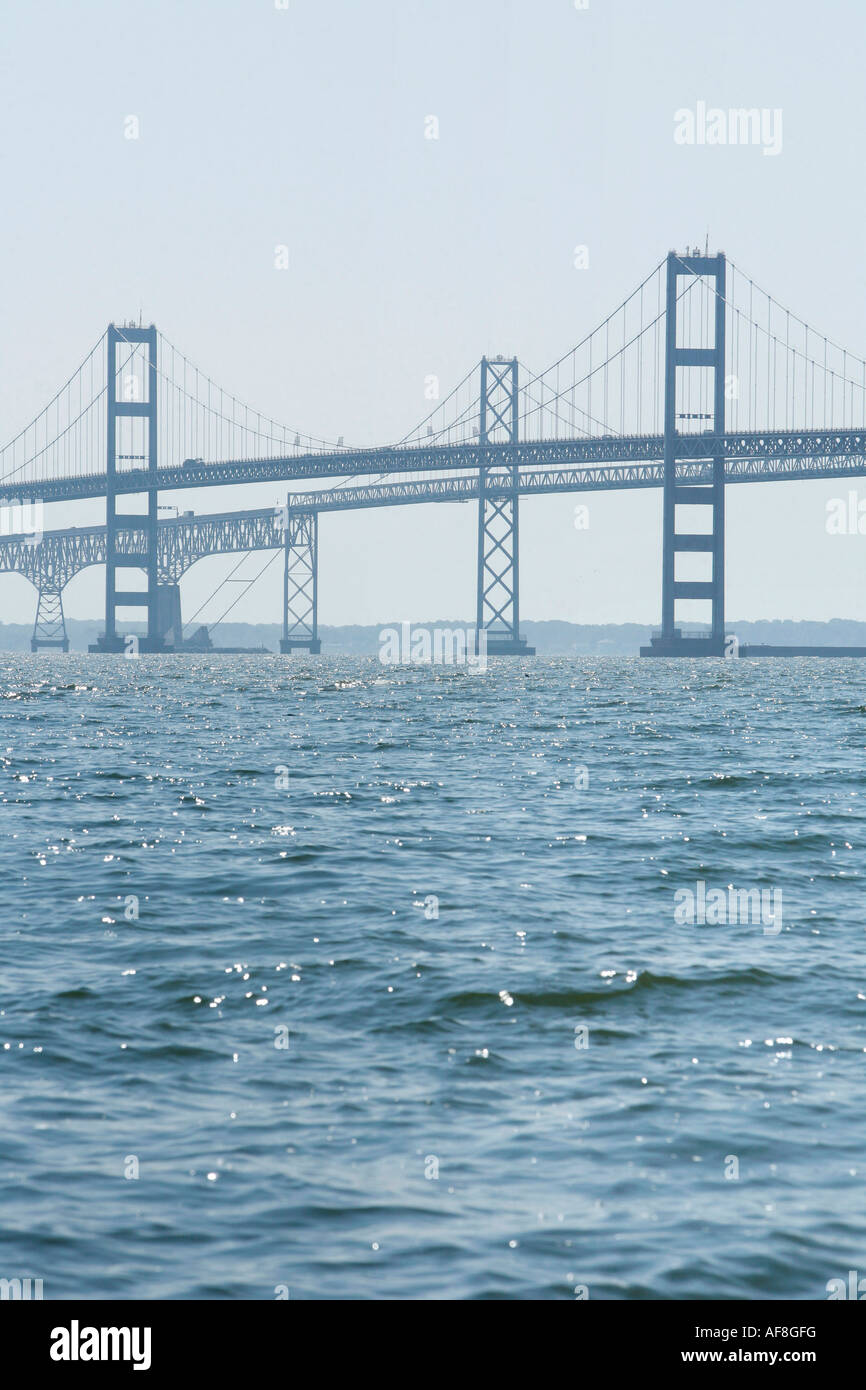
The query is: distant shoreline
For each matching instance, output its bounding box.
[4,618,866,655]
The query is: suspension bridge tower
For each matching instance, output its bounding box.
[90,323,167,653]
[644,251,728,656]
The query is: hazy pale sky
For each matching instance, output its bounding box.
[1,0,864,628]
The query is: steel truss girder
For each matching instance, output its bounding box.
[10,427,866,507]
[5,448,866,601]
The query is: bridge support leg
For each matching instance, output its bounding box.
[476,357,534,656]
[31,584,69,652]
[279,509,321,654]
[644,252,727,656]
[156,583,183,648]
[90,324,167,654]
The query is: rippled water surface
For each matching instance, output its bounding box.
[1,654,864,1299]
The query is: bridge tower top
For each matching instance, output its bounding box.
[111,321,157,339]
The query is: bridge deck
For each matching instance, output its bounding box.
[3,429,866,505]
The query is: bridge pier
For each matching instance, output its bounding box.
[31,584,69,652]
[476,357,534,655]
[90,324,168,654]
[279,508,321,654]
[156,583,183,648]
[643,252,728,657]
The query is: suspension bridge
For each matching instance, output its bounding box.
[3,249,866,656]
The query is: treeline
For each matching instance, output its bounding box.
[3,618,866,655]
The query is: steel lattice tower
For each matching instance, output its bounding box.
[476,357,534,655]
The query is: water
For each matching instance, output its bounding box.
[1,654,864,1300]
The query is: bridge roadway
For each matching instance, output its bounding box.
[4,429,866,505]
[2,448,865,590]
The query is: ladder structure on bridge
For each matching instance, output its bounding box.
[644,251,728,656]
[89,324,165,653]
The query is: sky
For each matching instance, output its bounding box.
[1,0,865,630]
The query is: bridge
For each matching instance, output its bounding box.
[3,250,866,656]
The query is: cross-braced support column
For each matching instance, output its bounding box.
[644,252,727,656]
[279,509,321,654]
[476,357,534,656]
[90,324,166,653]
[31,584,69,651]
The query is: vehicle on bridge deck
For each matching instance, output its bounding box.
[182,458,204,470]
